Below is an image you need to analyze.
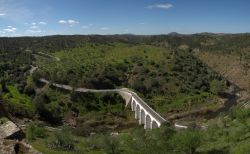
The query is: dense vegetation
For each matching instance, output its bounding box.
[33,42,225,116]
[0,49,31,86]
[27,107,250,154]
[0,49,33,117]
[0,34,249,154]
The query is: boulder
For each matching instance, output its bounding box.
[0,120,22,139]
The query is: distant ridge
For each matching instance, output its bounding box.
[167,32,182,36]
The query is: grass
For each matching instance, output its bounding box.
[3,85,33,110]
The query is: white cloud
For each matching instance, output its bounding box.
[24,22,47,30]
[38,21,47,25]
[100,27,109,30]
[26,29,43,33]
[3,26,17,32]
[147,3,173,9]
[68,19,79,24]
[58,19,79,26]
[58,20,67,24]
[0,13,5,16]
[140,22,146,25]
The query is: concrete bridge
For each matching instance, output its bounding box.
[38,78,167,129]
[118,89,166,129]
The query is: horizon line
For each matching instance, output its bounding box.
[1,32,250,38]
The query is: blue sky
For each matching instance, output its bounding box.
[0,0,250,36]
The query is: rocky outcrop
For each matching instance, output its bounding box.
[0,139,16,154]
[0,140,42,154]
[0,119,41,154]
[0,120,23,139]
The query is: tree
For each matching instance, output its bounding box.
[171,130,202,154]
[33,91,61,124]
[102,135,122,154]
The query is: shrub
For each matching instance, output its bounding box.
[102,135,122,154]
[232,142,250,154]
[26,123,46,141]
[85,134,105,150]
[171,130,202,154]
[46,129,75,151]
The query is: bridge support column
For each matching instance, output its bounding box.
[131,100,136,111]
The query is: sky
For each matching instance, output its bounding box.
[0,0,250,36]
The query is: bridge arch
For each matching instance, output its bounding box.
[140,109,145,125]
[132,100,136,111]
[152,120,158,129]
[145,115,151,129]
[136,104,140,119]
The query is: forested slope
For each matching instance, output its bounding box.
[0,34,249,154]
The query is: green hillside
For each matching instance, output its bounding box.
[0,35,249,154]
[33,42,225,117]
